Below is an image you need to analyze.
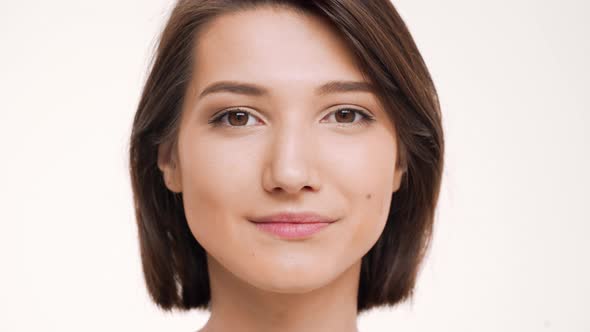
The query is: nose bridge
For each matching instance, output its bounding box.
[263,111,318,194]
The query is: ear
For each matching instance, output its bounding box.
[157,141,182,193]
[392,166,405,193]
[392,143,407,193]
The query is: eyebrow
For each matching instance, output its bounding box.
[198,80,376,99]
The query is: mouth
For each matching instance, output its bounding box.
[248,210,339,240]
[249,221,334,240]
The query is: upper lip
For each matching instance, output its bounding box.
[250,211,337,223]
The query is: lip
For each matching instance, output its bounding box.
[251,222,333,239]
[249,211,338,240]
[250,211,337,224]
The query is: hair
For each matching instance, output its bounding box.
[128,0,444,314]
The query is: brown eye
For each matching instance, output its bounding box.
[334,109,355,123]
[227,111,248,126]
[322,108,375,127]
[209,107,375,129]
[208,108,261,127]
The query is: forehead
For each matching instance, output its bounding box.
[191,7,368,93]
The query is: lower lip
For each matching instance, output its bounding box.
[251,222,332,239]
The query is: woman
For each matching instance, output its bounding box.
[128,0,444,331]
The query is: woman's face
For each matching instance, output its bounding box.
[159,7,404,293]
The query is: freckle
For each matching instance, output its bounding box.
[366,193,372,199]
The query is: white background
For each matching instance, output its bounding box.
[1,1,588,331]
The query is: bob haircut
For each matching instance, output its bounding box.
[129,0,444,314]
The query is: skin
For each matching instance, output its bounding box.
[158,6,404,332]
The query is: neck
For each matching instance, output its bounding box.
[198,255,361,332]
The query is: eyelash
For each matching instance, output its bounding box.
[208,107,376,129]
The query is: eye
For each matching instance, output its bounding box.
[208,108,262,127]
[208,107,376,128]
[321,107,376,128]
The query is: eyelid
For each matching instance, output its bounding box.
[208,106,264,125]
[322,105,375,121]
[208,105,375,127]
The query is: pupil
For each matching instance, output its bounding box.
[226,109,357,126]
[229,111,247,126]
[336,110,354,123]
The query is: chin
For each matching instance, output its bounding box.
[253,275,332,294]
[244,262,343,294]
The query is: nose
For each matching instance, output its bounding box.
[262,122,321,196]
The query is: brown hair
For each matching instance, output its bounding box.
[129,0,444,314]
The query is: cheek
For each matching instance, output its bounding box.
[351,188,393,250]
[323,128,397,214]
[177,135,259,248]
[323,130,397,253]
